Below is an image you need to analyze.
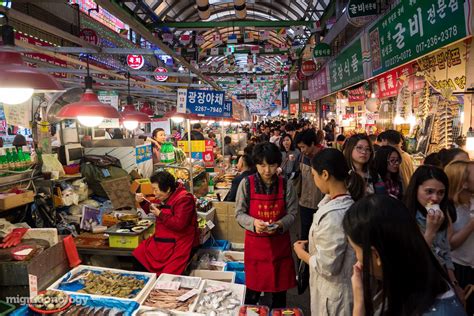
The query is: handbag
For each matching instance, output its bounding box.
[297,258,310,294]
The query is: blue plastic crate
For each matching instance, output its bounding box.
[202,239,230,251]
[225,262,245,285]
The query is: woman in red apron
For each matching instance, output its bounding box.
[235,142,297,308]
[134,171,199,275]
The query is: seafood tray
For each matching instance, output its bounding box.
[48,265,156,302]
[193,280,246,315]
[140,276,204,313]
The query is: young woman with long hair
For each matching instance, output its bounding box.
[343,194,466,316]
[343,134,378,195]
[403,165,464,303]
[278,133,300,180]
[373,146,403,200]
[293,148,364,315]
[445,160,474,314]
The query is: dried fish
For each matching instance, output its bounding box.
[143,289,196,312]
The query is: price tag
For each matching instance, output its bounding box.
[177,289,199,302]
[205,285,227,294]
[29,274,38,298]
[210,260,226,268]
[206,220,215,230]
[154,281,181,290]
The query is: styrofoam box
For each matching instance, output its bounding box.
[193,279,246,314]
[223,251,244,262]
[48,265,156,303]
[139,274,204,313]
[189,270,236,283]
[197,207,216,222]
[230,242,244,251]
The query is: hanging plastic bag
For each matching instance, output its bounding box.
[41,154,65,177]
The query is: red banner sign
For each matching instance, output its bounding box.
[79,28,99,46]
[375,62,424,98]
[15,33,67,78]
[301,60,317,76]
[289,103,298,115]
[348,86,366,102]
[301,103,316,113]
[127,55,144,70]
[308,67,328,101]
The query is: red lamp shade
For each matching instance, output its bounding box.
[140,102,154,116]
[121,105,151,123]
[0,51,63,91]
[57,89,121,119]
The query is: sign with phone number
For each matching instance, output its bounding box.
[176,89,232,118]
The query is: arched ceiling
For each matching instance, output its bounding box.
[117,0,332,113]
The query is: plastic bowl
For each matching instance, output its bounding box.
[28,291,72,314]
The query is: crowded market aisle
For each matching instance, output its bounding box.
[0,0,474,315]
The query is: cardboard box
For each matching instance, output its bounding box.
[189,270,236,283]
[212,202,245,243]
[0,190,34,211]
[129,179,153,195]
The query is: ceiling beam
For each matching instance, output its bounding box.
[95,0,220,90]
[153,20,319,29]
[0,6,100,50]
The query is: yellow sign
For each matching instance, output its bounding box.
[178,140,205,153]
[417,40,469,93]
[2,100,31,127]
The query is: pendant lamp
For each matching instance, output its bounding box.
[56,57,120,127]
[121,73,151,130]
[0,22,63,104]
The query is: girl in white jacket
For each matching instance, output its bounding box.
[294,148,365,315]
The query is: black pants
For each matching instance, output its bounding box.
[245,289,287,309]
[299,205,317,240]
[453,262,474,315]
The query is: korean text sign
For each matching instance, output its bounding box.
[369,0,469,76]
[178,89,230,117]
[329,37,364,92]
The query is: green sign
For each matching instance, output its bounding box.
[313,43,332,58]
[329,37,364,92]
[347,0,378,18]
[369,0,469,76]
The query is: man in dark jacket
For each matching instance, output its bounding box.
[182,123,205,140]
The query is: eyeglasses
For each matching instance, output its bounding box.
[355,146,372,154]
[388,158,401,165]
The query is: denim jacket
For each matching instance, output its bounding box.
[415,211,454,270]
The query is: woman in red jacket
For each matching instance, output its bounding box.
[134,171,199,275]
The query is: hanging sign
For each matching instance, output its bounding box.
[308,67,329,101]
[289,103,298,115]
[97,91,120,128]
[154,67,168,82]
[301,103,316,113]
[176,89,230,117]
[313,43,332,58]
[301,60,317,76]
[329,37,364,92]
[79,28,98,45]
[2,100,31,128]
[162,33,173,43]
[250,45,260,54]
[127,54,145,70]
[348,86,366,102]
[347,0,378,18]
[296,69,306,81]
[179,34,191,45]
[227,34,238,44]
[195,34,205,45]
[369,0,470,76]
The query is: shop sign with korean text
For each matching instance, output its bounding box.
[348,86,366,102]
[347,0,378,18]
[308,67,329,100]
[369,0,471,76]
[2,100,31,128]
[329,37,364,92]
[416,39,469,93]
[313,43,331,58]
[176,89,230,117]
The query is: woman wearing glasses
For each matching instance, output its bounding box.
[343,134,379,195]
[373,145,403,200]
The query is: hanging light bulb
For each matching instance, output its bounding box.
[466,128,474,151]
[121,73,151,130]
[394,114,405,125]
[196,0,210,20]
[171,116,185,123]
[407,112,417,127]
[0,22,62,104]
[234,0,247,19]
[57,57,120,127]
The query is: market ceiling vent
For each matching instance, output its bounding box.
[0,21,63,105]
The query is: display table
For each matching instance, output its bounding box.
[74,233,134,263]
